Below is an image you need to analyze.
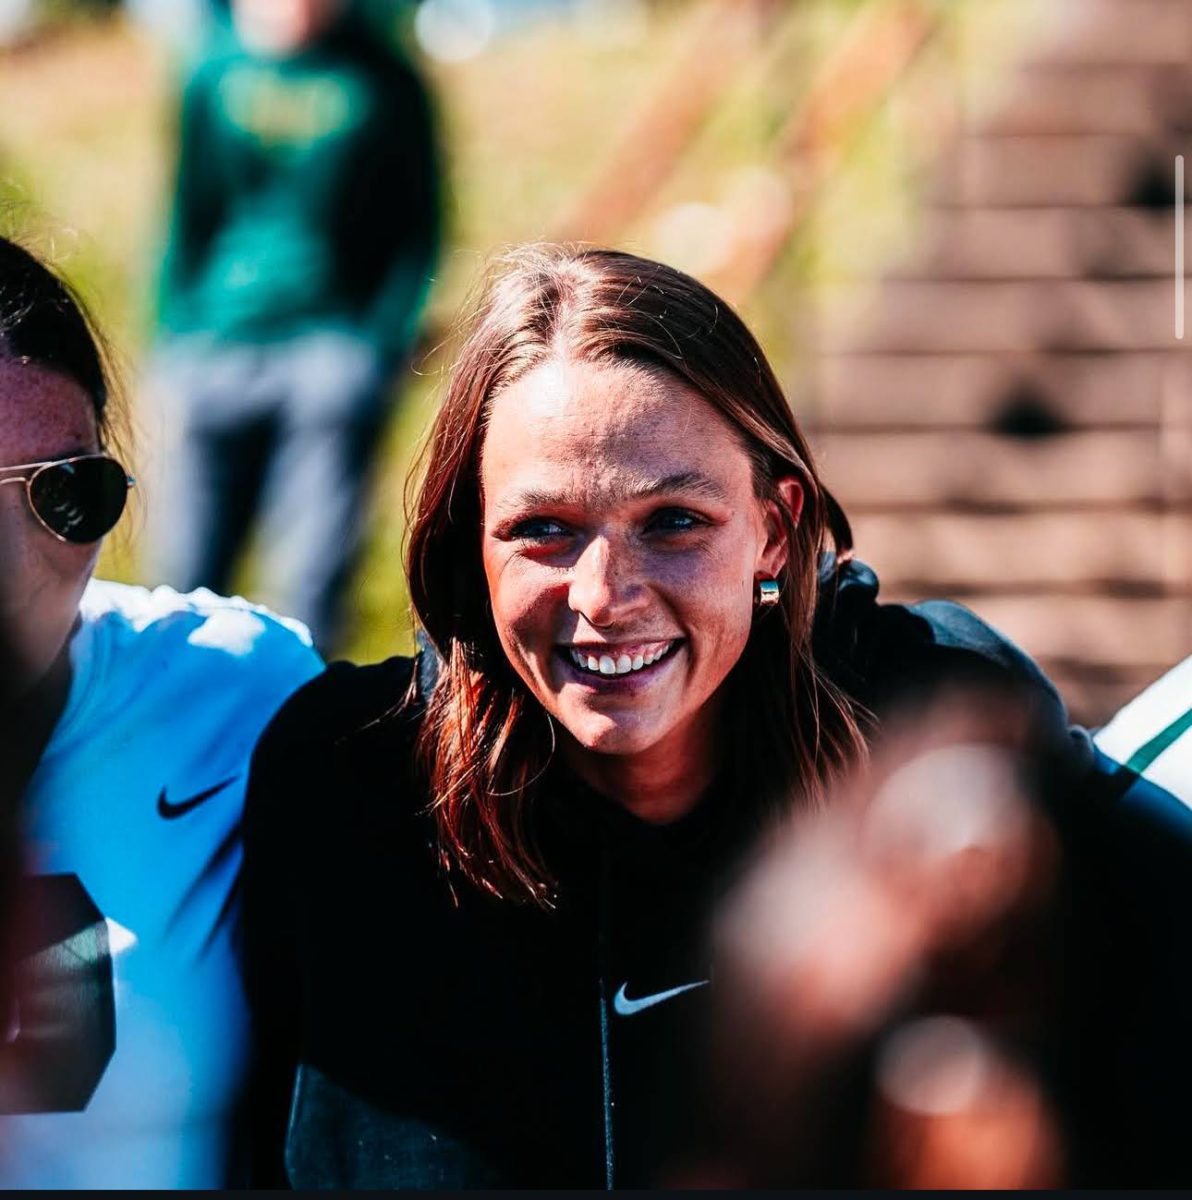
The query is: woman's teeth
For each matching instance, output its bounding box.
[569,643,674,676]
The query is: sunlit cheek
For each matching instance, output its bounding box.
[486,557,561,688]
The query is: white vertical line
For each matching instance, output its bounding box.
[1177,155,1184,340]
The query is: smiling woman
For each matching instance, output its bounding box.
[406,247,869,901]
[239,246,1085,1188]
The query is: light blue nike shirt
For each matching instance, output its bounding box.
[0,580,323,1188]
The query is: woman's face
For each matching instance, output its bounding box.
[480,357,800,771]
[0,359,102,692]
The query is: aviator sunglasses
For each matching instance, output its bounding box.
[0,454,135,544]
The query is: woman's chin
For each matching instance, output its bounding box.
[556,708,668,760]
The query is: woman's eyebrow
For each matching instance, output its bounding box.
[638,471,729,502]
[493,472,729,516]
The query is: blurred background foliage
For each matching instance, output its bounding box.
[0,0,1046,663]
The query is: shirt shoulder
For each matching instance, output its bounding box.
[63,581,324,751]
[256,654,418,752]
[245,655,418,814]
[80,579,319,666]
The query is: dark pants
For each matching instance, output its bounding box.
[146,332,391,651]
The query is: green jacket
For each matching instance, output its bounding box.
[158,10,440,365]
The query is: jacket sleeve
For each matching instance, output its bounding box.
[240,677,320,1188]
[239,658,415,1186]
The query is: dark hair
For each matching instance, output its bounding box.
[406,246,868,905]
[0,235,113,448]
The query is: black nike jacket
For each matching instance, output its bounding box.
[240,561,1192,1187]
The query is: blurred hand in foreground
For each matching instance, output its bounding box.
[692,691,1065,1188]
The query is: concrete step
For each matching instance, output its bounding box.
[932,134,1188,208]
[983,64,1192,137]
[1031,0,1192,67]
[851,511,1192,592]
[893,208,1190,280]
[804,351,1174,429]
[811,429,1186,509]
[820,278,1183,353]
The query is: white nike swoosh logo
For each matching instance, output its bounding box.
[612,979,709,1016]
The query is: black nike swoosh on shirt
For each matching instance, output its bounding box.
[156,776,239,819]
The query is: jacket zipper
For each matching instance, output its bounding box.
[597,834,615,1188]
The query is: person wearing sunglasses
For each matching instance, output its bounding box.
[0,233,323,1188]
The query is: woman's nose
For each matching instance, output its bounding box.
[567,536,647,628]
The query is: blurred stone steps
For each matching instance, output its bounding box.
[1032,0,1192,67]
[807,0,1192,722]
[806,351,1172,429]
[932,133,1188,208]
[985,64,1192,137]
[849,512,1192,593]
[823,279,1180,353]
[893,208,1190,280]
[814,429,1187,509]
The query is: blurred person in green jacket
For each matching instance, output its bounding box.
[148,0,441,650]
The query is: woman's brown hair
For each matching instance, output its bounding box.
[407,246,866,904]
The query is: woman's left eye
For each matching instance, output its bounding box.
[646,508,705,534]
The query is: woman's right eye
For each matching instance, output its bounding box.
[510,517,570,541]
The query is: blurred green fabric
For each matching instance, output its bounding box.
[157,4,440,365]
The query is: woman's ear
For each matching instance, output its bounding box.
[757,475,805,579]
